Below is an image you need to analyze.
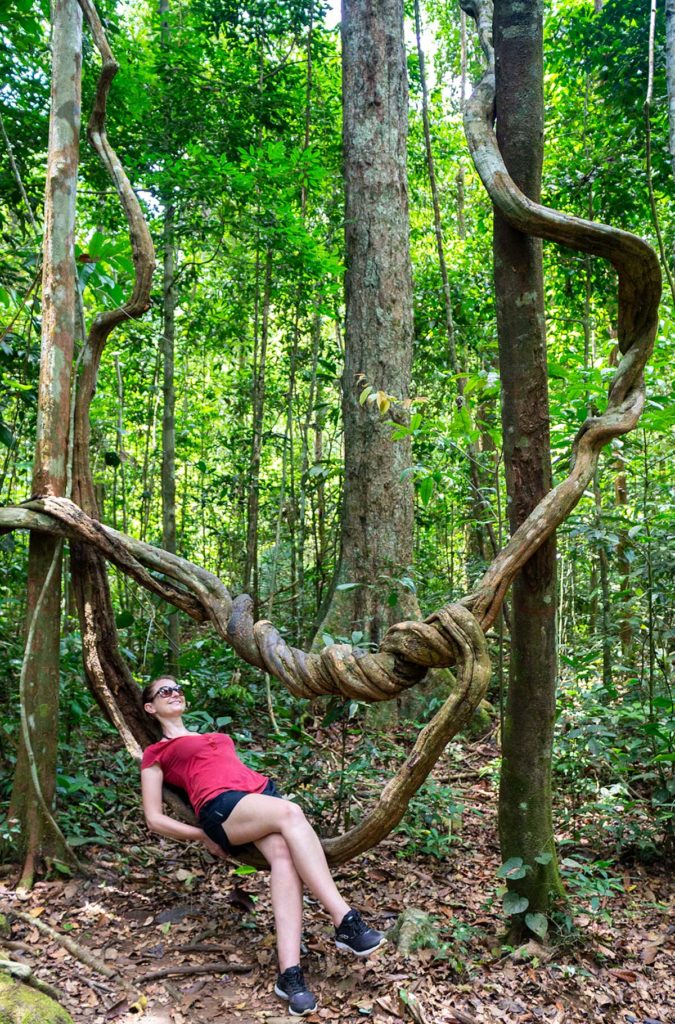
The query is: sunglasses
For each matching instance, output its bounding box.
[151,684,184,701]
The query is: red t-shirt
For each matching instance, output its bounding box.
[140,732,269,815]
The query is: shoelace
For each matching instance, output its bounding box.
[341,910,366,936]
[282,967,307,994]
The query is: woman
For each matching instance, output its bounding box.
[140,675,384,1017]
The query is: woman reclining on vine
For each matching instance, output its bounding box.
[140,675,384,1017]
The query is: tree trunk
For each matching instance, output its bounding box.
[244,251,272,616]
[316,0,419,646]
[614,455,632,665]
[9,0,82,886]
[493,0,563,927]
[414,0,457,371]
[162,202,179,674]
[666,0,675,178]
[592,469,613,689]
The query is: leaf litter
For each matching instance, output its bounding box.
[0,738,673,1024]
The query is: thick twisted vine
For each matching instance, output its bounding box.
[0,0,660,864]
[0,498,491,864]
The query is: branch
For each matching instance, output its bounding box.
[8,909,115,979]
[0,959,65,1003]
[136,962,253,983]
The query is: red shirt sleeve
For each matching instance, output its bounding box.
[141,741,164,770]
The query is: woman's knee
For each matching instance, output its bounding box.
[280,799,307,828]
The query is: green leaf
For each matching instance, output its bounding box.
[419,476,434,506]
[321,700,346,728]
[51,860,73,877]
[336,582,360,591]
[233,864,257,876]
[503,892,529,916]
[525,913,549,940]
[497,856,525,879]
[534,852,553,865]
[0,421,15,448]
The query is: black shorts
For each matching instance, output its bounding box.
[198,778,282,856]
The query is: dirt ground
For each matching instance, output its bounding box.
[1,741,673,1024]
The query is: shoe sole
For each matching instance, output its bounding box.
[335,935,387,958]
[274,984,318,1016]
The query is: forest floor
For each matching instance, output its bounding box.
[1,736,673,1024]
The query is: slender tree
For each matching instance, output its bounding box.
[159,0,179,674]
[9,0,82,887]
[492,0,563,925]
[666,0,675,178]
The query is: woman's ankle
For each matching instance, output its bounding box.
[330,901,351,927]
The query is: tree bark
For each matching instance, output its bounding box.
[316,0,419,646]
[614,454,632,664]
[244,251,272,617]
[592,469,613,689]
[492,0,563,925]
[666,0,675,178]
[162,202,179,674]
[9,0,82,886]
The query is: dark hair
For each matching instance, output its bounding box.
[141,675,178,707]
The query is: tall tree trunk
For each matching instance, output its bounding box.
[162,202,179,674]
[9,0,82,887]
[316,0,418,646]
[665,0,675,179]
[298,309,322,643]
[456,8,467,240]
[592,469,613,689]
[244,251,272,616]
[614,454,632,665]
[493,0,563,927]
[414,0,457,371]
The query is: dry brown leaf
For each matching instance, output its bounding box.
[610,968,637,983]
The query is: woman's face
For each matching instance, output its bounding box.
[144,679,186,717]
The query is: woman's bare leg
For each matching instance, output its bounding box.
[226,795,350,926]
[255,833,303,972]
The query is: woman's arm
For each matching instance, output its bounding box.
[141,764,226,857]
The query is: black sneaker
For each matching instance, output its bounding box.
[274,965,318,1017]
[335,909,385,957]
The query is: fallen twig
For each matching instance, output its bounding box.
[0,957,64,1003]
[174,943,230,954]
[9,909,115,979]
[449,1010,477,1024]
[0,939,34,955]
[137,961,253,983]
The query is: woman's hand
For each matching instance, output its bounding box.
[201,831,228,859]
